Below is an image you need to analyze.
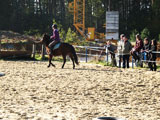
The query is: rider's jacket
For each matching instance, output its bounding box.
[50,29,60,41]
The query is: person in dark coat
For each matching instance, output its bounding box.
[122,36,132,68]
[148,39,157,71]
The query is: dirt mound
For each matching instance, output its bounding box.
[0,31,38,43]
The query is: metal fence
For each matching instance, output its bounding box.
[74,45,160,68]
[131,51,160,68]
[74,45,107,63]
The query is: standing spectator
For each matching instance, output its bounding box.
[122,36,132,68]
[106,40,117,66]
[130,34,143,63]
[117,34,125,68]
[148,39,157,71]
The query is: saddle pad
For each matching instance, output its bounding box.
[53,42,61,50]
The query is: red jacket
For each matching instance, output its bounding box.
[134,40,143,52]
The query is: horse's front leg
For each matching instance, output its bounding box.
[48,57,51,68]
[48,55,55,68]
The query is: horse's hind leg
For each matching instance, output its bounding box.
[62,55,66,69]
[70,55,75,69]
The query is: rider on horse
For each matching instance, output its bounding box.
[49,24,61,55]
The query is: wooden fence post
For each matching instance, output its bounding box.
[85,47,88,62]
[41,44,45,60]
[132,56,134,69]
[32,43,36,59]
[105,47,108,62]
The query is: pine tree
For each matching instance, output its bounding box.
[141,28,150,40]
[130,29,138,42]
[65,28,79,44]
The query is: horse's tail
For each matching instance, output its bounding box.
[70,45,79,65]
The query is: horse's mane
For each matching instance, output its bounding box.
[43,34,50,46]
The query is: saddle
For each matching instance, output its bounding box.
[51,42,61,51]
[48,41,61,55]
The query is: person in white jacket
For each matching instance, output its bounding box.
[117,34,125,68]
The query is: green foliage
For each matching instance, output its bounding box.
[65,28,79,44]
[52,19,62,30]
[59,29,65,41]
[53,19,88,45]
[35,54,43,61]
[34,54,64,61]
[159,34,160,42]
[130,29,138,42]
[141,28,150,40]
[93,60,114,67]
[152,0,160,15]
[88,0,105,17]
[24,29,40,36]
[1,0,160,41]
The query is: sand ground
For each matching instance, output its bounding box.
[0,60,160,120]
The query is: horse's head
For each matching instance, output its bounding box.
[42,33,50,42]
[34,33,50,45]
[41,33,50,45]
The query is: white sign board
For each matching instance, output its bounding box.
[106,11,119,40]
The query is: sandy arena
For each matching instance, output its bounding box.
[0,60,160,120]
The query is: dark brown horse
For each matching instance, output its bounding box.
[40,34,79,69]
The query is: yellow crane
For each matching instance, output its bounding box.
[69,0,85,37]
[69,0,119,45]
[69,0,105,41]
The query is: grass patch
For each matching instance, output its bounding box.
[157,66,160,70]
[134,63,160,70]
[34,54,68,62]
[89,60,114,67]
